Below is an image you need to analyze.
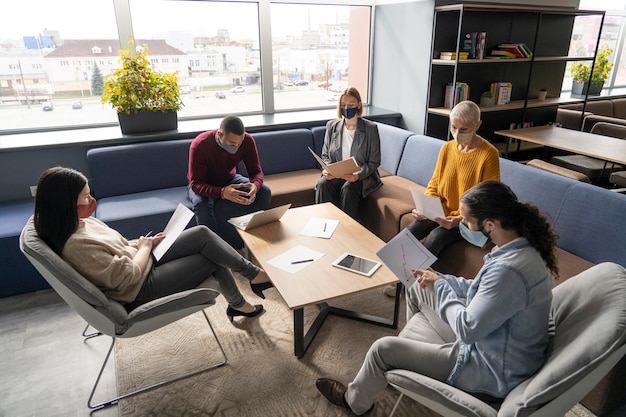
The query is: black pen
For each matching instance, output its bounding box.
[291,259,314,264]
[323,222,327,232]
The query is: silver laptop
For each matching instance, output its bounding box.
[228,203,292,231]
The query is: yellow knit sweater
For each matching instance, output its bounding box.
[426,136,500,216]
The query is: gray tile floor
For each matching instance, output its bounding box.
[1,289,119,417]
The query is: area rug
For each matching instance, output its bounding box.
[115,274,596,417]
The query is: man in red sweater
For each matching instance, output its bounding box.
[188,115,271,249]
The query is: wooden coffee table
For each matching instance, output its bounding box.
[236,202,401,358]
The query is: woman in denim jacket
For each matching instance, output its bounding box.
[316,180,558,415]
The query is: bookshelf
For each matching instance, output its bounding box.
[425,3,605,151]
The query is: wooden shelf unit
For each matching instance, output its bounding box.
[426,3,605,147]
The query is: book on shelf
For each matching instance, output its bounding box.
[490,82,512,105]
[444,82,470,109]
[497,43,533,59]
[461,32,487,59]
[439,51,469,60]
[490,50,516,58]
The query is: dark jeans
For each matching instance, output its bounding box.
[315,177,363,219]
[406,219,462,256]
[189,174,271,249]
[126,225,260,311]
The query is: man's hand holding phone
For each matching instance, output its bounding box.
[224,183,257,205]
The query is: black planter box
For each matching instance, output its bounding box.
[117,110,178,135]
[571,81,604,96]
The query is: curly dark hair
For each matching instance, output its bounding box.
[461,180,559,278]
[34,166,88,255]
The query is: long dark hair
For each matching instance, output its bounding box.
[461,180,559,278]
[34,167,88,254]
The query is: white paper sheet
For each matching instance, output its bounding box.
[410,188,446,220]
[152,204,195,261]
[299,218,339,239]
[267,245,325,273]
[376,228,438,287]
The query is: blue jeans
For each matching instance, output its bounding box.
[188,174,271,249]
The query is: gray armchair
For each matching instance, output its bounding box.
[385,262,626,417]
[19,217,227,410]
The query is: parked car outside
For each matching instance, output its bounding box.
[273,84,283,90]
[318,82,333,88]
[215,91,226,99]
[179,86,191,94]
[41,101,53,111]
[294,80,309,86]
[231,86,245,93]
[282,80,294,87]
[71,100,83,109]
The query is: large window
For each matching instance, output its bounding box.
[270,3,371,110]
[0,0,372,133]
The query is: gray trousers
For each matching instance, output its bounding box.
[345,284,459,415]
[127,225,260,311]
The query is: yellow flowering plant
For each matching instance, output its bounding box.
[101,42,183,114]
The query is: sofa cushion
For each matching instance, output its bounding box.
[264,169,320,208]
[584,100,614,117]
[87,139,192,199]
[500,158,575,226]
[253,129,316,175]
[611,98,626,119]
[555,183,626,266]
[95,187,192,239]
[396,135,444,185]
[374,122,414,175]
[362,176,424,242]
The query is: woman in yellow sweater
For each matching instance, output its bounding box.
[34,166,271,320]
[385,100,500,296]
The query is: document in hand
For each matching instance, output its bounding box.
[410,188,445,220]
[152,203,196,261]
[308,147,360,177]
[376,228,438,288]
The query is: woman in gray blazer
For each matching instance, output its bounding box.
[315,87,383,219]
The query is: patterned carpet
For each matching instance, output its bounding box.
[115,274,597,417]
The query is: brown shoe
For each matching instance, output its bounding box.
[316,378,348,407]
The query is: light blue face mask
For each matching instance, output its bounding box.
[341,107,359,119]
[459,221,490,247]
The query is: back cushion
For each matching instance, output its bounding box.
[611,98,626,119]
[253,129,316,175]
[311,126,326,155]
[396,135,444,186]
[500,158,575,226]
[584,100,614,117]
[87,139,192,199]
[555,183,626,265]
[375,122,413,175]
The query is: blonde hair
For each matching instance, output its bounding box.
[450,100,481,124]
[336,87,363,119]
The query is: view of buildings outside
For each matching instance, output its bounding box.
[0,0,371,132]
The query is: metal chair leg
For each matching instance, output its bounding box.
[87,309,228,410]
[389,392,404,417]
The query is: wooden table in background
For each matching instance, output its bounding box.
[236,202,401,358]
[494,125,626,165]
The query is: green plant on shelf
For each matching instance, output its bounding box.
[570,47,614,86]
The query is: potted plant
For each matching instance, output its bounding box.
[480,90,495,107]
[101,40,184,134]
[570,47,613,96]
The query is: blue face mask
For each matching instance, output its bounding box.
[341,107,359,120]
[459,221,490,247]
[217,137,240,154]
